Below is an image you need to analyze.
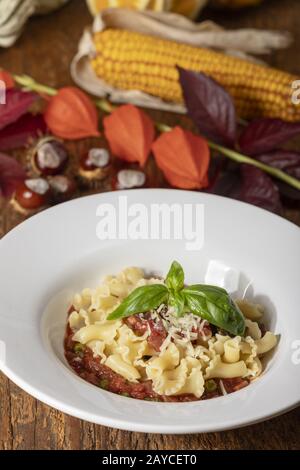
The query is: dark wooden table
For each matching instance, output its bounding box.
[0,0,299,450]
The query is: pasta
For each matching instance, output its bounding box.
[245,319,262,340]
[255,331,278,355]
[105,354,141,382]
[72,321,122,344]
[236,299,264,320]
[205,355,248,379]
[223,337,241,364]
[64,266,278,402]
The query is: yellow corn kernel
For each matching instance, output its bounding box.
[91,29,300,122]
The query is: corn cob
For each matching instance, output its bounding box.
[91,29,300,122]
[87,0,206,19]
[211,0,262,8]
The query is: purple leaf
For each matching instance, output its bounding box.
[178,67,236,146]
[0,113,47,151]
[276,181,300,203]
[0,88,38,131]
[0,152,26,198]
[239,118,300,156]
[256,149,300,180]
[256,149,300,202]
[239,164,282,214]
[208,168,240,198]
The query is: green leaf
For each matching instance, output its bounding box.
[182,284,245,336]
[107,284,169,321]
[169,290,185,317]
[165,261,184,292]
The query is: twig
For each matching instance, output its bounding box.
[13,74,300,191]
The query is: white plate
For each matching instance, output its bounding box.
[0,189,299,434]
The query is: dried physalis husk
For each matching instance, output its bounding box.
[0,69,15,89]
[11,177,51,215]
[44,87,100,140]
[103,104,155,167]
[152,126,210,189]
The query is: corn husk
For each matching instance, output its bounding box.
[86,0,208,20]
[71,8,292,114]
[0,0,70,47]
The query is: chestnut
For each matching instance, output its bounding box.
[79,148,111,181]
[49,175,77,203]
[31,137,68,176]
[114,169,146,190]
[11,178,51,215]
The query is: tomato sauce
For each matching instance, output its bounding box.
[64,309,248,401]
[65,324,199,401]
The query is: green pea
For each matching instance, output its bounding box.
[205,379,217,392]
[99,379,109,390]
[74,343,85,354]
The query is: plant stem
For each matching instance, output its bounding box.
[95,98,115,113]
[12,74,300,191]
[209,141,300,190]
[14,74,57,96]
[156,122,172,133]
[157,121,300,191]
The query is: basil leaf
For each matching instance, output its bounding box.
[107,284,168,321]
[169,290,185,317]
[182,284,245,336]
[165,261,184,292]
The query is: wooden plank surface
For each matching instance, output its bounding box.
[0,0,299,450]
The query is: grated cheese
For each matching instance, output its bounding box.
[147,304,212,352]
[219,380,228,396]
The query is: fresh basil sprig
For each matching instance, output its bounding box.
[182,285,245,336]
[107,261,245,336]
[169,290,185,317]
[165,260,184,291]
[107,284,168,321]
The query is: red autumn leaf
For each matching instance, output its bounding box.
[0,152,26,198]
[0,70,15,89]
[0,113,47,151]
[152,126,210,189]
[44,87,100,140]
[103,104,155,166]
[0,88,37,130]
[178,67,237,147]
[239,118,300,156]
[239,164,282,214]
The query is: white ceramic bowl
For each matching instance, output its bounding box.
[0,189,299,433]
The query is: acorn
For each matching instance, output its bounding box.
[79,147,111,181]
[31,136,69,176]
[11,178,51,215]
[113,169,147,190]
[49,175,77,203]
